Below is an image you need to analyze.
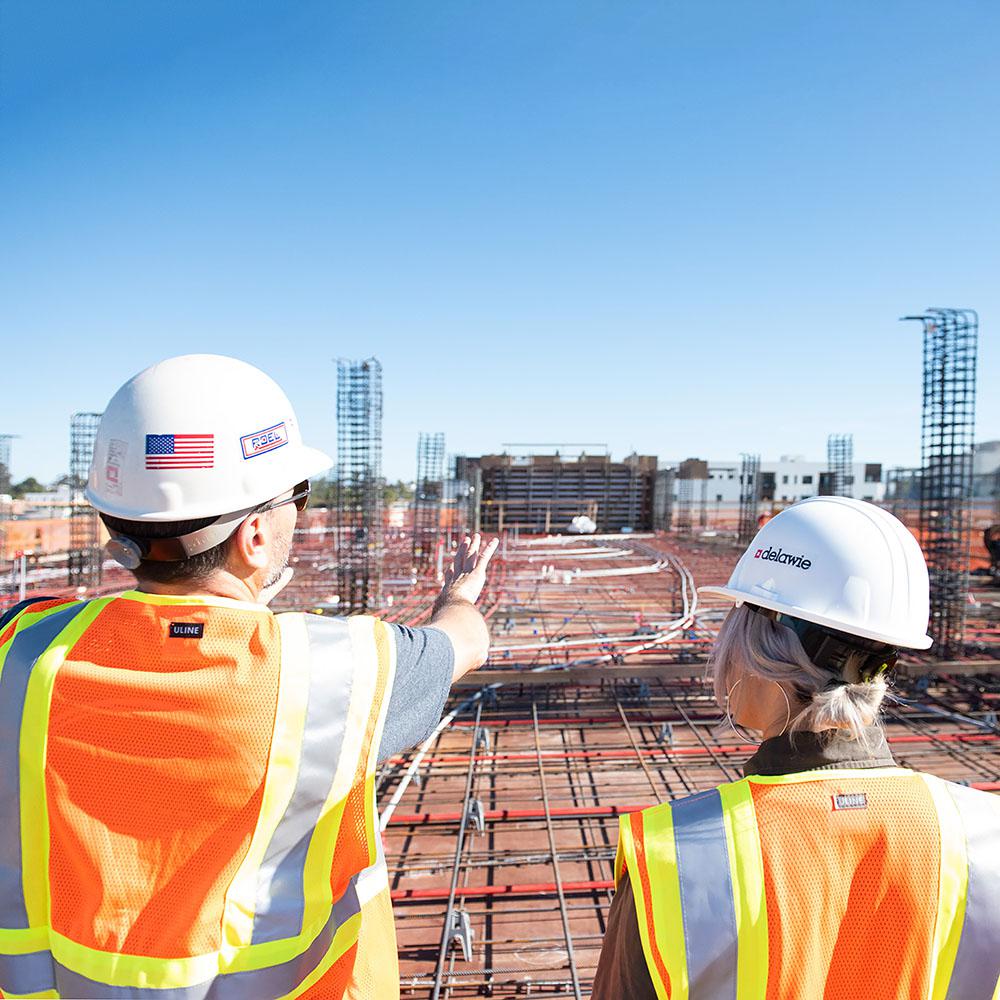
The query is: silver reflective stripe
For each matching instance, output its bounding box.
[0,601,88,928]
[49,874,362,1000]
[250,615,357,943]
[946,783,1000,1000]
[0,949,55,995]
[673,788,738,1000]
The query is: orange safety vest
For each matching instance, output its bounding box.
[615,766,1000,1000]
[0,590,399,1000]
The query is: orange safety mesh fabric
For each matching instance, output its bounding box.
[750,773,940,1000]
[303,942,358,999]
[629,811,672,998]
[45,597,281,957]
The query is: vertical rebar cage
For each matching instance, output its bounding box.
[68,412,103,589]
[0,434,13,498]
[413,432,445,567]
[826,433,853,497]
[674,459,707,535]
[738,453,761,546]
[0,435,15,585]
[335,358,384,613]
[902,308,978,658]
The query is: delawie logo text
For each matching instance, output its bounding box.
[753,546,812,570]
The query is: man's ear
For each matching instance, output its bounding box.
[229,511,271,574]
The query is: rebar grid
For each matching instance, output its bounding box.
[381,533,1000,997]
[0,435,13,498]
[826,433,853,498]
[737,453,760,546]
[902,308,978,657]
[68,412,103,589]
[334,358,383,612]
[414,433,446,569]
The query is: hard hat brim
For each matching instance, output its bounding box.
[697,585,935,650]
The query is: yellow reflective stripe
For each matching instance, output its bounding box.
[49,928,221,988]
[278,910,363,1000]
[622,805,686,1000]
[614,831,627,887]
[116,589,272,613]
[20,597,114,928]
[221,613,312,955]
[616,815,665,1000]
[717,780,768,1000]
[0,602,76,672]
[0,927,49,954]
[745,766,912,786]
[365,620,397,859]
[37,901,363,992]
[921,774,969,1000]
[2,989,58,999]
[298,615,389,937]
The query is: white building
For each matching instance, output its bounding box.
[670,455,886,505]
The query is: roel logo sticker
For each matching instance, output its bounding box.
[241,422,289,460]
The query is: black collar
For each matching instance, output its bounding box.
[742,726,896,777]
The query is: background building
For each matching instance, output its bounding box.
[460,451,657,533]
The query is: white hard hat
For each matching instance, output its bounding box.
[87,354,333,522]
[700,496,932,649]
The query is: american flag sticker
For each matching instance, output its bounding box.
[145,434,215,469]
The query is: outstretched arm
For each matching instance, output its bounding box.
[430,533,499,681]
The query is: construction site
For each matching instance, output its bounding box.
[2,311,999,997]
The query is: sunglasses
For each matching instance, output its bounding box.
[259,480,311,514]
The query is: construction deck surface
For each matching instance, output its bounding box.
[5,526,997,997]
[362,533,1000,998]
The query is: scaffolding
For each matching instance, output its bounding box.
[652,467,674,531]
[673,459,707,535]
[68,413,103,590]
[902,308,978,658]
[0,434,13,498]
[335,358,383,612]
[737,453,761,545]
[413,433,446,568]
[453,456,482,536]
[885,467,922,526]
[826,434,853,497]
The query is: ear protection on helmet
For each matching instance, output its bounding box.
[746,603,898,684]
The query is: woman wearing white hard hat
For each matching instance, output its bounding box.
[594,496,1000,1000]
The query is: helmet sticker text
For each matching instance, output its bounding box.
[105,438,127,496]
[241,422,289,460]
[753,545,812,570]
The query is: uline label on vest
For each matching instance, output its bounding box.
[169,622,205,639]
[832,792,867,810]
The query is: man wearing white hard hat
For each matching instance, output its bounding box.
[593,496,1000,1000]
[0,355,497,1000]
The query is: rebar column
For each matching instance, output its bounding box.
[738,453,761,546]
[885,467,921,525]
[335,358,383,612]
[0,435,13,499]
[68,412,103,589]
[413,432,445,569]
[901,308,978,658]
[827,433,853,497]
[674,459,707,536]
[652,468,674,531]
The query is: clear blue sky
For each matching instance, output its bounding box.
[2,2,998,484]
